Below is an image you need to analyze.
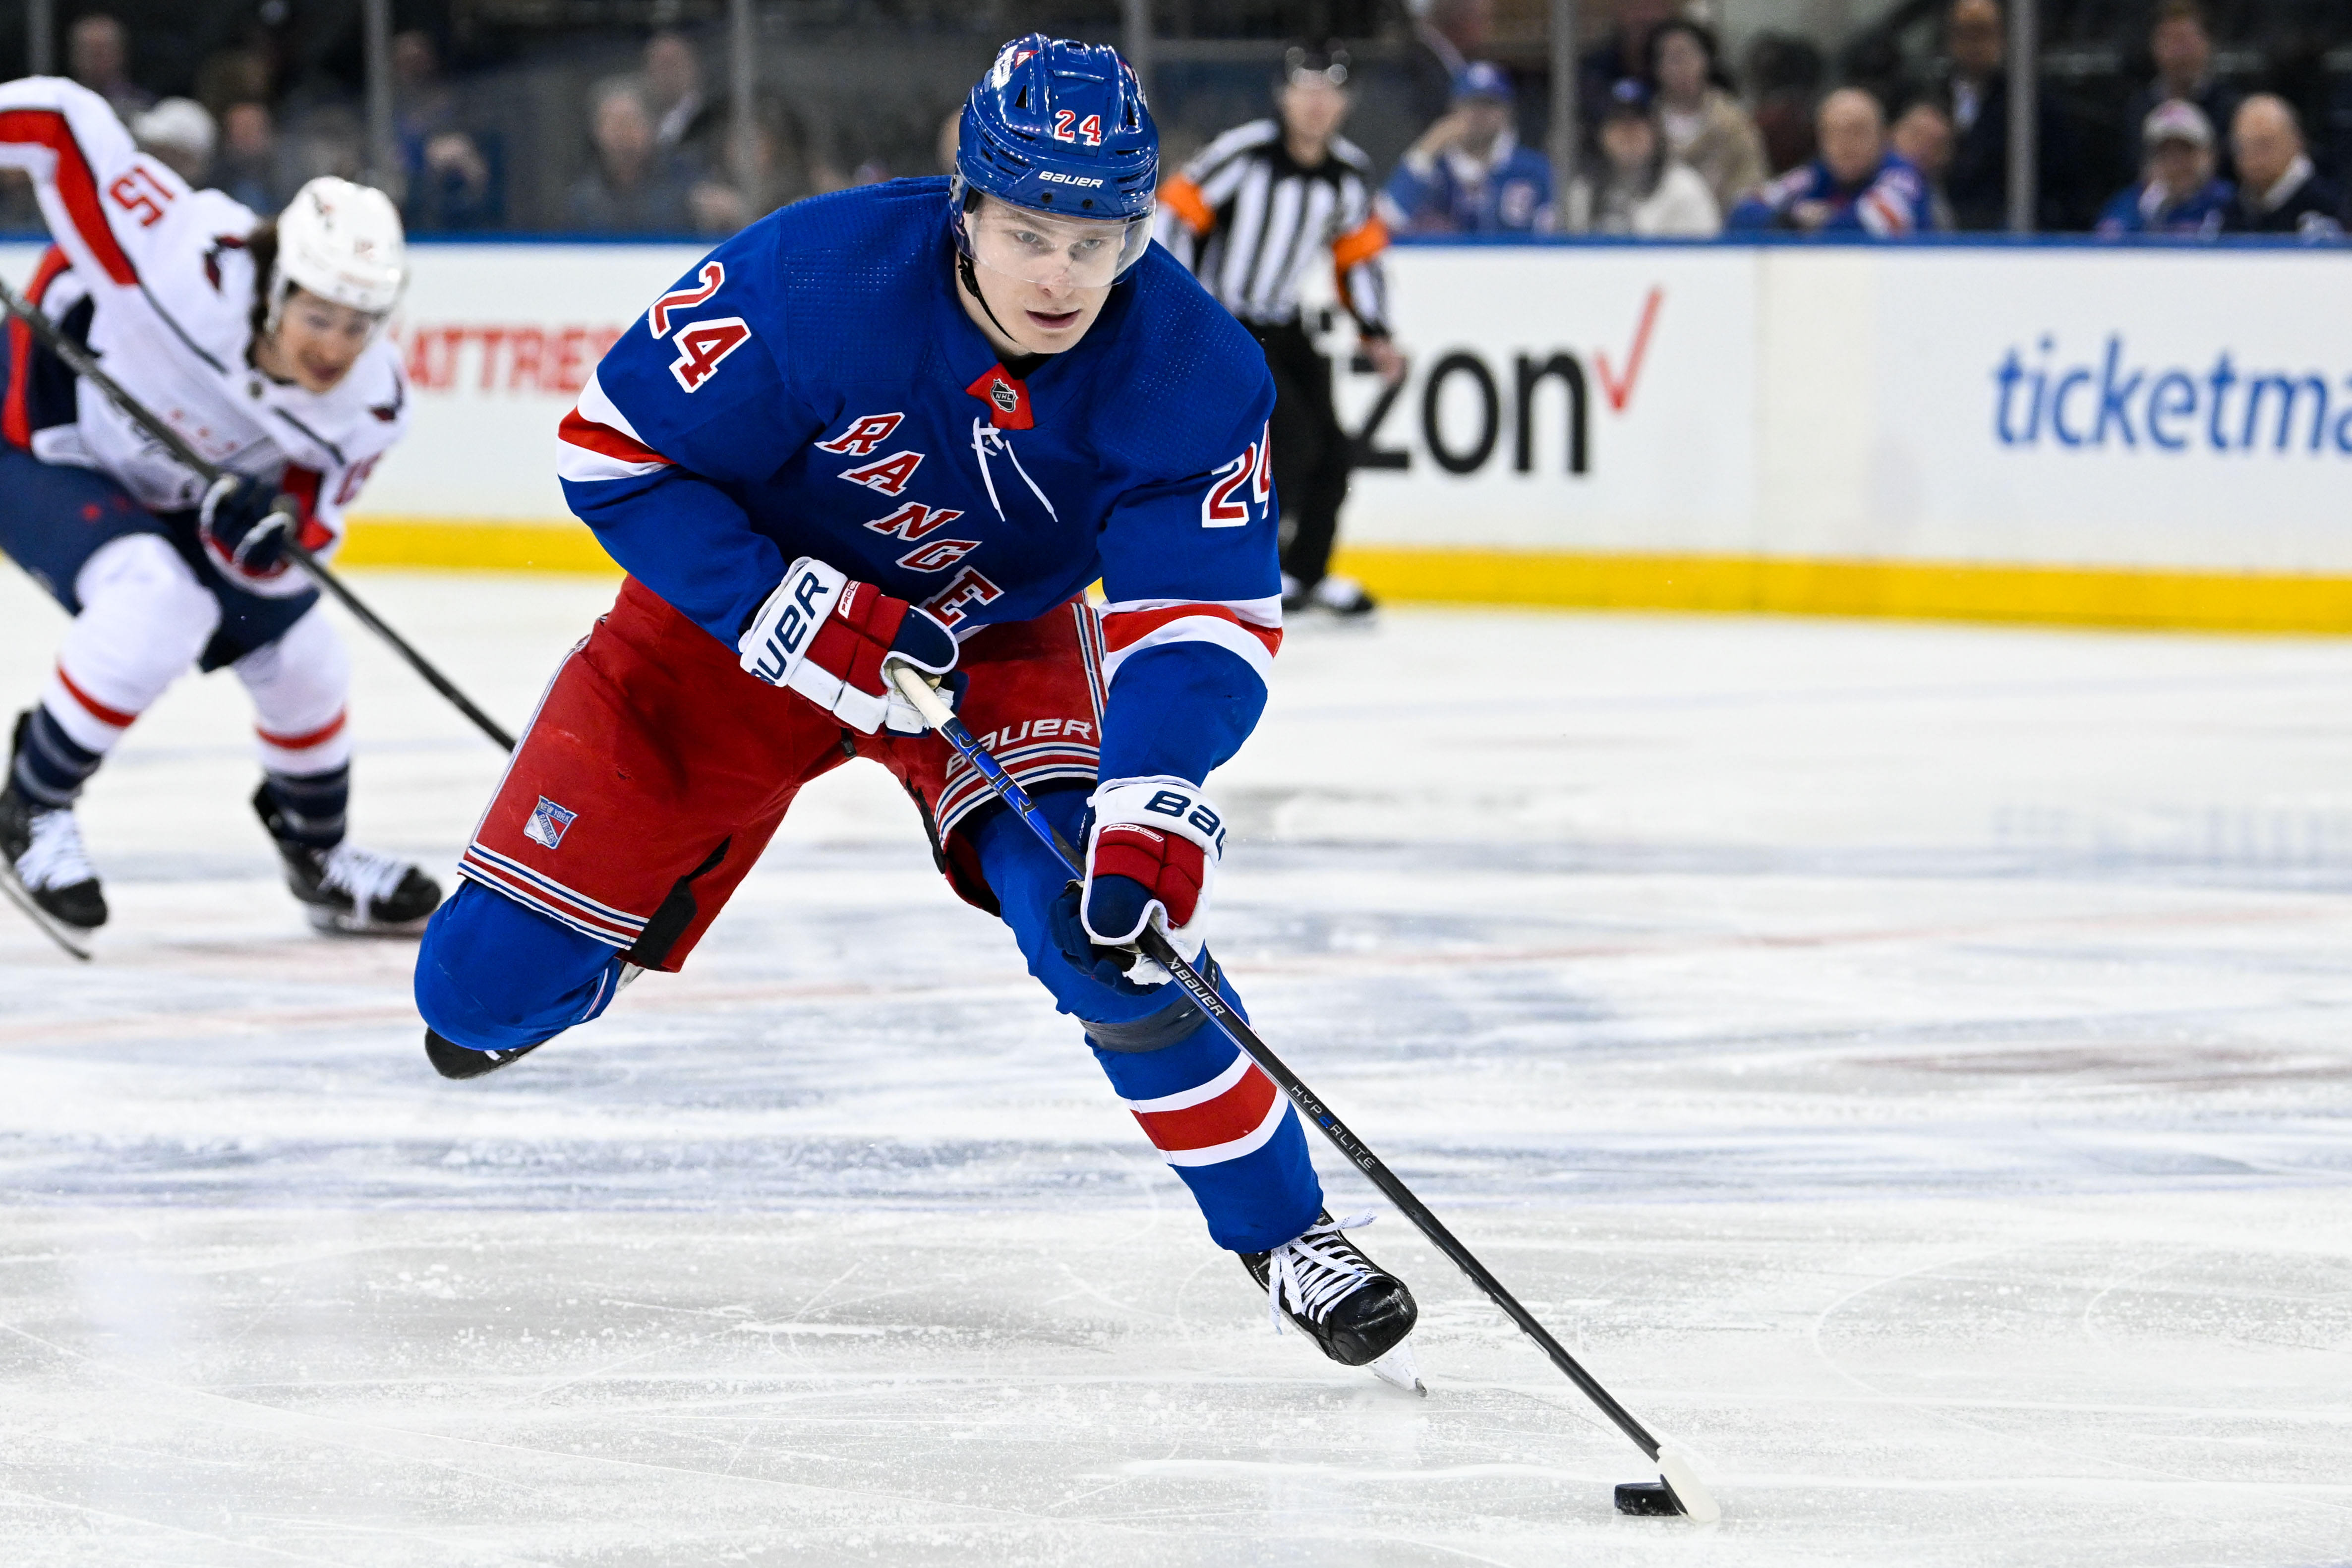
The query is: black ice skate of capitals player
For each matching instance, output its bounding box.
[0,77,441,941]
[413,36,1421,1385]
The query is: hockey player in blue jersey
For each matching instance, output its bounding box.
[412,36,1420,1383]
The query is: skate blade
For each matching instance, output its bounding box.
[1,863,93,960]
[304,905,432,938]
[1366,1340,1425,1396]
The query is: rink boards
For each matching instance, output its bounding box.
[7,235,2349,630]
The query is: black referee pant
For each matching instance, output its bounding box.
[1247,318,1353,592]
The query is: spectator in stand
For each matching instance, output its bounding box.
[284,104,365,186]
[2096,101,2231,237]
[1383,62,1554,234]
[1403,0,1494,132]
[392,31,501,231]
[2223,96,2345,238]
[1579,0,1677,132]
[1563,79,1718,236]
[1729,88,1935,235]
[1891,100,1958,232]
[644,31,717,170]
[1646,19,1766,217]
[130,98,215,187]
[568,81,696,234]
[1932,0,2074,230]
[68,14,151,122]
[2123,1,2240,184]
[1743,31,1826,175]
[214,101,280,213]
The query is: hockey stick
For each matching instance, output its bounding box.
[0,276,516,753]
[885,661,1721,1523]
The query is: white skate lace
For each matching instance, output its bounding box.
[317,843,410,914]
[18,808,97,893]
[1264,1212,1377,1335]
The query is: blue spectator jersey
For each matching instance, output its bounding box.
[558,178,1282,788]
[2095,177,2234,237]
[1727,153,1936,236]
[1382,133,1556,234]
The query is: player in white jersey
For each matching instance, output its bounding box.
[0,77,440,938]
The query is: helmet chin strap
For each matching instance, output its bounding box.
[957,252,1036,358]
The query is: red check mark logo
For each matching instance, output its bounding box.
[1593,286,1663,414]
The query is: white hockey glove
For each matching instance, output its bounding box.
[1075,775,1227,985]
[737,556,957,734]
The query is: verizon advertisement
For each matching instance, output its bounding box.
[1338,245,1760,555]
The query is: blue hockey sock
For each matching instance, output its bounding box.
[10,704,103,808]
[261,764,350,849]
[971,789,1323,1253]
[415,879,630,1052]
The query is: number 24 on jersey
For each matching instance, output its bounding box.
[1202,427,1272,528]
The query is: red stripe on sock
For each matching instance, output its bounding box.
[256,710,347,751]
[53,665,138,729]
[1131,1065,1278,1154]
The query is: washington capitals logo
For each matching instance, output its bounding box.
[524,796,578,850]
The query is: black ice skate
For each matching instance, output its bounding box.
[253,784,443,935]
[424,1028,544,1079]
[0,775,107,937]
[1242,1210,1423,1394]
[423,964,642,1079]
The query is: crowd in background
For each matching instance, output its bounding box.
[1380,0,2346,239]
[2,1,2347,243]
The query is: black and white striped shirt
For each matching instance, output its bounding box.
[1155,119,1393,338]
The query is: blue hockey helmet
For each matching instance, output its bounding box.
[952,35,1158,286]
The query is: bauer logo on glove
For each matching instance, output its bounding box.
[1079,775,1225,970]
[737,555,958,733]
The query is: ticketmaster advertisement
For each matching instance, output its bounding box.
[1847,248,2352,571]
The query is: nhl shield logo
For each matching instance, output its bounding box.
[523,796,578,850]
[990,381,1018,414]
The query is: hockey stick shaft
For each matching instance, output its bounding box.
[885,662,1667,1463]
[0,276,516,753]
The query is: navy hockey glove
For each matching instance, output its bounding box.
[198,473,294,582]
[737,556,958,734]
[1054,776,1226,990]
[1050,880,1159,996]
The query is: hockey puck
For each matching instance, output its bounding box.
[1613,1480,1686,1516]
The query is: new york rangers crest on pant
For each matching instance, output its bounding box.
[524,796,577,850]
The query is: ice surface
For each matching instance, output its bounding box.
[1,568,2348,1566]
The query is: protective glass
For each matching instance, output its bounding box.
[964,196,1150,291]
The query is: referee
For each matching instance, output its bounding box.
[1155,45,1406,618]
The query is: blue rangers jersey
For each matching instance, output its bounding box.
[1727,151,1937,236]
[1381,132,1556,235]
[559,178,1282,787]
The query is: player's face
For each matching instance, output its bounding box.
[962,197,1144,353]
[268,290,381,393]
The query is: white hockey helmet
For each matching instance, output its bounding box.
[266,176,407,333]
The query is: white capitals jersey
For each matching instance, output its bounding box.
[0,77,409,597]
